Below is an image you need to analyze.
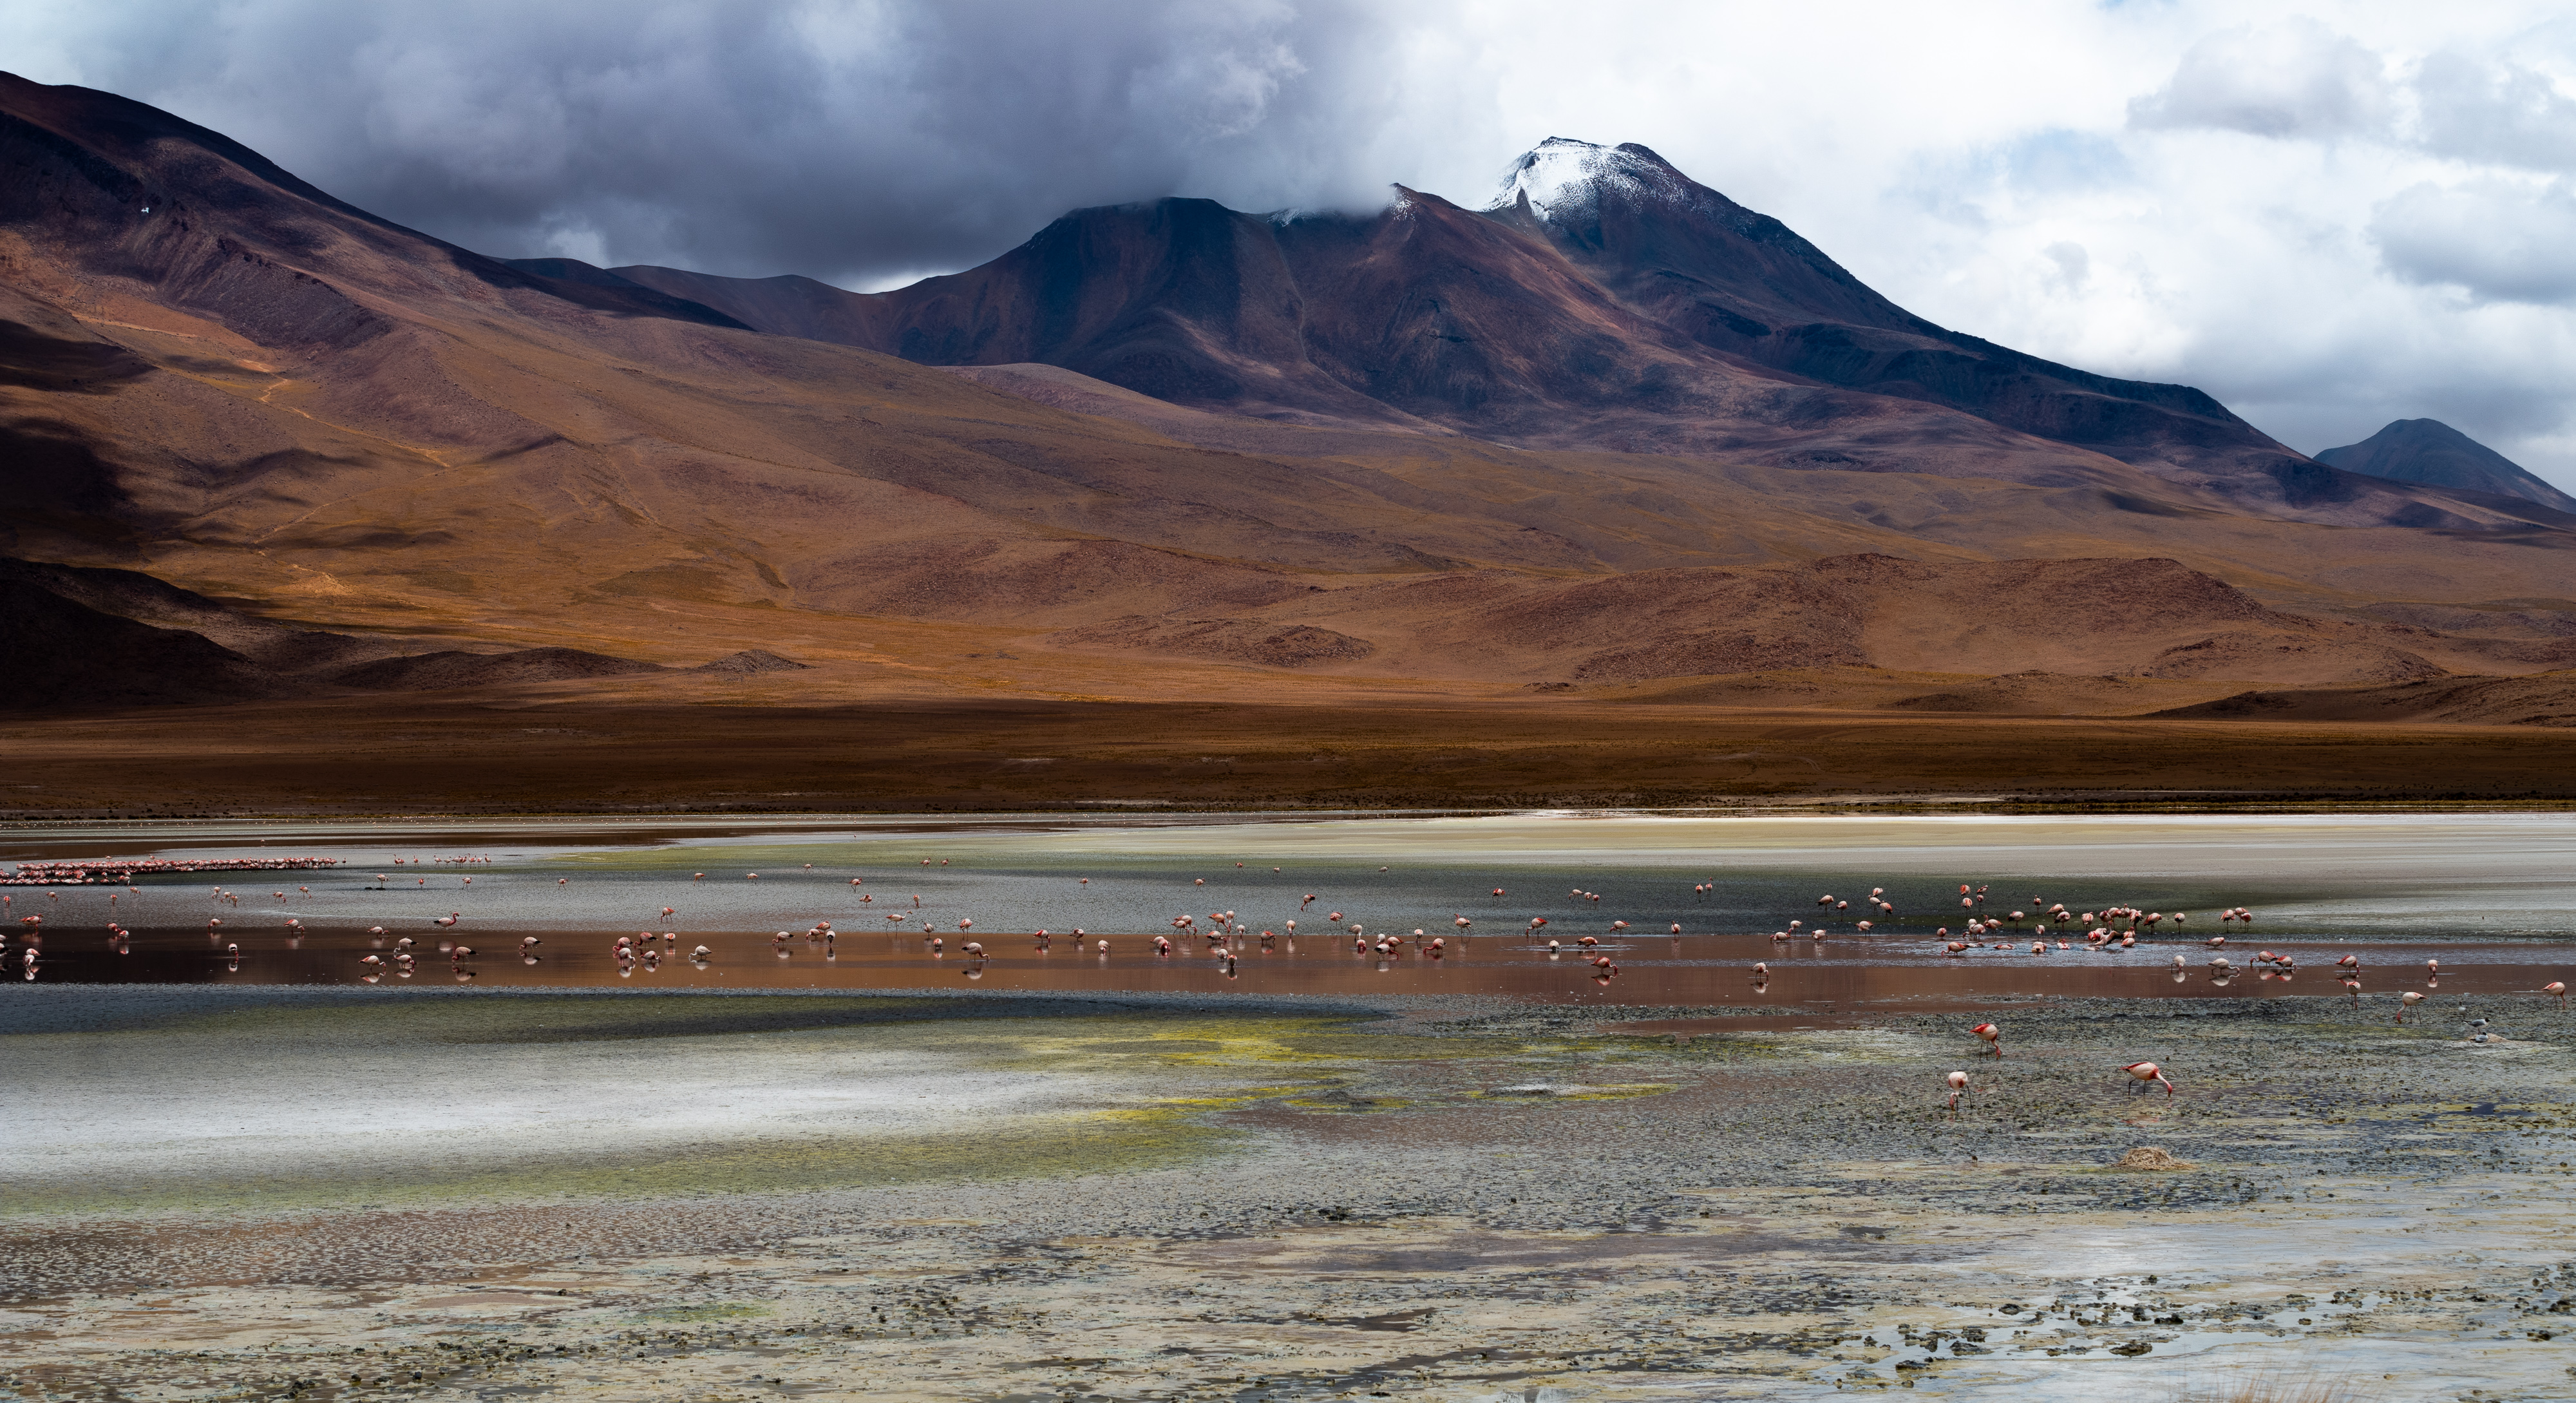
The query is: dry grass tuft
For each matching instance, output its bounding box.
[2177,1372,2367,1403]
[2116,1145,2195,1170]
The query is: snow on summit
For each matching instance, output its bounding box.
[1489,137,1688,223]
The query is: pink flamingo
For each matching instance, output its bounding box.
[1972,1022,2003,1058]
[2548,981,2567,1009]
[2121,1062,2174,1095]
[1946,1071,1969,1111]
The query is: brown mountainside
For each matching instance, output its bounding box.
[608,138,2573,535]
[2,73,2573,728]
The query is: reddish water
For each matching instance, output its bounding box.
[23,923,2555,1010]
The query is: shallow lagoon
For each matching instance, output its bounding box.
[7,811,2573,1006]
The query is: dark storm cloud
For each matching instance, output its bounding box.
[28,0,1421,286]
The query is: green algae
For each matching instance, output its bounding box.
[640,1304,771,1322]
[1,1006,1580,1220]
[1,1105,1240,1220]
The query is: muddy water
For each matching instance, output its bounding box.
[7,811,2572,1008]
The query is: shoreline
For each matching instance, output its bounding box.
[14,794,2576,826]
[10,700,2576,821]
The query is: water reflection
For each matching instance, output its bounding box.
[4,812,2571,1009]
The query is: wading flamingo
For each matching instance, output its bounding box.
[2121,1062,2174,1095]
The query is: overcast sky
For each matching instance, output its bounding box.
[11,1,2576,487]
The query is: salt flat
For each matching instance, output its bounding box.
[8,984,2576,1400]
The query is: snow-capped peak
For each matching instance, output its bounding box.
[1488,137,1687,224]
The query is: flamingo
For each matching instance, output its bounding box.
[2548,981,2568,1009]
[433,913,460,928]
[1946,1071,1969,1111]
[1972,1022,2003,1058]
[2399,991,2425,1022]
[2121,1062,2174,1095]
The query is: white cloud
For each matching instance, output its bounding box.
[2373,177,2576,303]
[2416,48,2576,171]
[2128,18,2396,140]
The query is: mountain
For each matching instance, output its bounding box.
[6,72,2576,727]
[607,138,2573,534]
[1483,142,2311,498]
[2316,419,2576,514]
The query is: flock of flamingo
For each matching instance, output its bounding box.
[5,850,2567,1109]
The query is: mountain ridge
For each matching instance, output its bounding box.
[599,136,2573,534]
[6,73,2576,723]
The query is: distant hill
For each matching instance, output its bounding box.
[2315,419,2576,513]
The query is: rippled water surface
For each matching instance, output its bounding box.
[6,811,2571,1004]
